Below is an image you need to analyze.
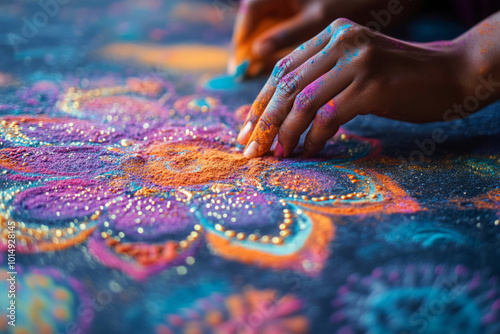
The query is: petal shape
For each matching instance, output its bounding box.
[88,194,200,280]
[0,146,117,176]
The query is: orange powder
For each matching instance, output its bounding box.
[234,104,251,123]
[100,44,229,72]
[38,227,96,252]
[242,79,281,154]
[205,210,335,275]
[247,113,280,157]
[249,86,275,125]
[292,170,421,216]
[171,3,223,25]
[126,78,163,97]
[123,141,269,187]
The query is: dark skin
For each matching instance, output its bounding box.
[232,3,500,158]
[228,0,422,74]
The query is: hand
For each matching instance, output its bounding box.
[237,18,473,158]
[228,0,417,77]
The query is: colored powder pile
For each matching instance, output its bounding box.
[11,179,113,224]
[0,116,122,145]
[268,167,352,196]
[203,61,249,91]
[123,141,269,188]
[105,196,195,237]
[0,146,110,176]
[81,96,167,120]
[126,78,163,97]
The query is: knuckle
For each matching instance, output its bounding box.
[328,35,349,50]
[342,27,359,41]
[316,103,339,127]
[328,20,366,47]
[276,73,300,98]
[294,92,314,113]
[316,113,335,128]
[329,30,371,57]
[272,57,293,79]
[332,18,353,28]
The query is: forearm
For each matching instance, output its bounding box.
[455,11,500,108]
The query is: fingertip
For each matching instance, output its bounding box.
[302,148,317,159]
[282,145,293,158]
[237,121,253,145]
[273,142,284,158]
[280,137,299,158]
[303,134,325,159]
[243,141,260,158]
[302,145,322,158]
[237,135,248,146]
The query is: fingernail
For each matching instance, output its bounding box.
[244,141,260,158]
[237,121,253,145]
[274,142,284,158]
[254,40,274,57]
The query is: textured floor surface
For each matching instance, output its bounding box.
[0,1,499,333]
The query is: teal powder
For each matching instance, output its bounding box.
[203,61,249,91]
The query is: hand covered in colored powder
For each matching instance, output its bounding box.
[238,14,500,158]
[228,0,420,77]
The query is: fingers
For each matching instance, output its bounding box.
[238,19,367,158]
[243,22,361,158]
[229,0,270,75]
[242,42,343,158]
[303,84,361,157]
[232,0,268,46]
[237,29,332,146]
[252,10,321,59]
[247,48,292,78]
[276,60,355,157]
[243,41,348,158]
